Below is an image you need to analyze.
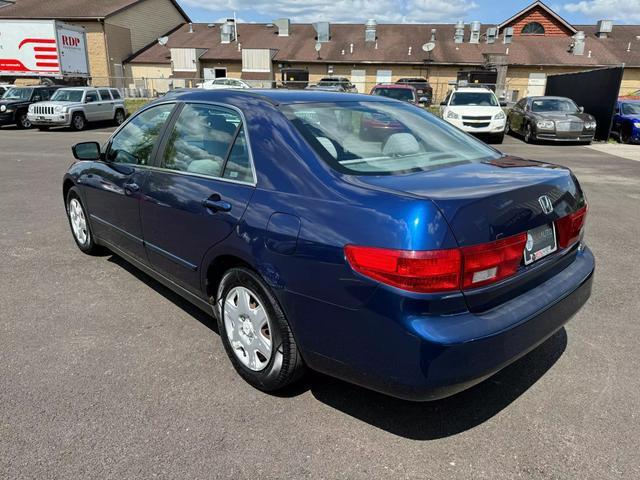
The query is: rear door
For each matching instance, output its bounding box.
[140,102,256,291]
[97,88,114,120]
[82,103,176,261]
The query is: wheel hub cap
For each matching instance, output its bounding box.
[223,286,272,371]
[68,198,89,245]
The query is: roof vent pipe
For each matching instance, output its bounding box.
[454,20,464,43]
[350,43,354,54]
[365,19,377,42]
[273,18,290,37]
[188,22,193,33]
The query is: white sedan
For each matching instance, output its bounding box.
[197,78,251,90]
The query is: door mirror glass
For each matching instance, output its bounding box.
[72,142,101,160]
[578,106,584,113]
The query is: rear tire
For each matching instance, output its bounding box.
[621,125,632,144]
[114,109,125,126]
[71,112,86,131]
[217,267,306,392]
[65,186,103,255]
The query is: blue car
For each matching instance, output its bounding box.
[63,90,594,401]
[612,100,640,144]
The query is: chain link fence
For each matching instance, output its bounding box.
[88,76,514,104]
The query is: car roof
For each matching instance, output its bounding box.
[528,96,573,100]
[156,89,395,106]
[453,87,493,93]
[56,86,96,90]
[373,84,416,90]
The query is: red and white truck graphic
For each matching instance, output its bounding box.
[0,20,89,78]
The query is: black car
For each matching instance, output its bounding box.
[396,77,433,105]
[0,85,61,129]
[506,96,596,144]
[316,77,357,93]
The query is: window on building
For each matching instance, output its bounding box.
[521,22,545,35]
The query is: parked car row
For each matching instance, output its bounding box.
[611,99,640,144]
[0,85,127,130]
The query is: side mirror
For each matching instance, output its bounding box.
[440,101,447,106]
[72,141,101,161]
[579,106,584,113]
[419,96,429,104]
[500,101,508,107]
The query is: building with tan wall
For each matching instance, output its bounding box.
[0,0,190,85]
[125,1,640,101]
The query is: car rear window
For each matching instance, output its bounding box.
[372,88,414,102]
[282,101,500,175]
[110,89,121,99]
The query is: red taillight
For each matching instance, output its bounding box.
[556,205,587,248]
[345,232,529,293]
[344,245,461,293]
[460,233,527,289]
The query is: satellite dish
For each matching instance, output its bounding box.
[422,42,436,52]
[315,42,322,52]
[158,36,169,46]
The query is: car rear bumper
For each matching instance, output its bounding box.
[27,112,71,126]
[289,245,594,401]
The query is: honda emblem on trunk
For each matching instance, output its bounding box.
[538,195,553,214]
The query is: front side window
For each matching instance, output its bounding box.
[106,103,174,165]
[85,91,99,103]
[450,91,498,106]
[531,98,579,113]
[51,89,84,102]
[161,104,250,180]
[282,101,500,175]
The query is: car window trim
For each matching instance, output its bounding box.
[149,100,257,187]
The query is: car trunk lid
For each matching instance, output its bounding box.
[347,156,587,311]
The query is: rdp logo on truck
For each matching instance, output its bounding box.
[61,35,80,48]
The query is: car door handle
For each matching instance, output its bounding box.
[202,196,232,212]
[124,182,139,194]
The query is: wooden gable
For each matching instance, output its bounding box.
[500,2,577,37]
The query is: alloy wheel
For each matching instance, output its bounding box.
[115,110,125,125]
[19,113,31,129]
[505,118,510,134]
[525,124,532,143]
[223,286,273,371]
[68,198,89,246]
[73,114,85,130]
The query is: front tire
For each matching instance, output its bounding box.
[217,267,305,392]
[524,123,535,144]
[621,125,632,144]
[71,112,86,131]
[16,111,31,129]
[65,186,102,255]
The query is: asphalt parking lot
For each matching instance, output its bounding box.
[1,125,639,479]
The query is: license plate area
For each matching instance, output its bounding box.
[523,223,557,265]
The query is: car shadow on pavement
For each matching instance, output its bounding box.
[107,255,219,334]
[107,253,566,440]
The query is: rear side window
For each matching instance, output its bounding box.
[161,104,248,180]
[98,89,112,100]
[106,103,174,165]
[110,89,122,99]
[222,127,253,183]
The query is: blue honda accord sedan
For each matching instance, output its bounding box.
[63,89,594,401]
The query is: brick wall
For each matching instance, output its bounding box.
[507,6,574,37]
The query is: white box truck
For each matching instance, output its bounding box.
[0,20,90,83]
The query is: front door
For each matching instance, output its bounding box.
[82,103,176,261]
[140,103,256,291]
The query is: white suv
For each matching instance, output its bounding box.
[440,87,506,143]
